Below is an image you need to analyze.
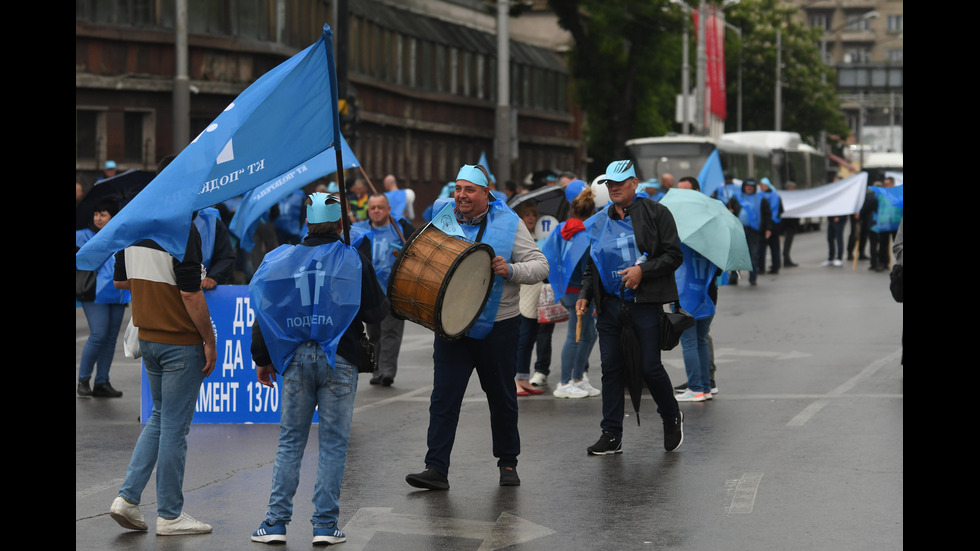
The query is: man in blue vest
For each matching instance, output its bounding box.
[192,207,236,289]
[405,164,549,491]
[249,193,388,546]
[383,173,416,221]
[575,160,685,455]
[758,177,783,275]
[354,193,417,386]
[734,179,772,286]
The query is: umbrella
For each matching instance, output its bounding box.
[507,185,569,222]
[76,169,155,230]
[659,188,753,271]
[618,286,645,426]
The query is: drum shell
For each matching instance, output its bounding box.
[387,227,494,341]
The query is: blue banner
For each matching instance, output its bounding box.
[138,285,314,424]
[698,149,725,199]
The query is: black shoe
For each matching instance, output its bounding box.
[587,433,622,456]
[499,466,521,486]
[92,382,123,398]
[369,375,382,385]
[77,379,92,397]
[768,269,779,275]
[749,279,757,286]
[381,376,394,387]
[406,469,449,491]
[784,260,798,268]
[674,382,688,393]
[859,255,870,260]
[664,411,684,452]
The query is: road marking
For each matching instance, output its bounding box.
[339,507,554,550]
[788,348,902,426]
[728,472,764,514]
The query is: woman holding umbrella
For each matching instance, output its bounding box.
[575,161,685,455]
[76,198,131,397]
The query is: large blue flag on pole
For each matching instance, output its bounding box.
[229,137,361,252]
[697,149,725,199]
[77,24,347,270]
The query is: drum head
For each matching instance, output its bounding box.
[436,244,493,339]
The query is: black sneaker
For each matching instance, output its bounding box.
[381,376,394,387]
[664,411,684,452]
[499,466,521,486]
[77,379,93,397]
[587,433,622,456]
[406,469,449,491]
[674,382,688,393]
[92,382,123,398]
[369,375,382,385]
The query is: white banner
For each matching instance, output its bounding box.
[780,172,868,218]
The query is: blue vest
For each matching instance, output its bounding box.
[675,244,716,320]
[76,228,131,305]
[872,186,903,233]
[459,199,519,339]
[736,191,764,231]
[352,219,405,291]
[193,208,220,270]
[765,191,781,224]
[248,242,362,371]
[539,221,590,301]
[385,189,408,218]
[586,207,643,301]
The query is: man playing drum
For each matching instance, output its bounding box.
[405,164,549,491]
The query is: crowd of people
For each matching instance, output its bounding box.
[78,155,901,545]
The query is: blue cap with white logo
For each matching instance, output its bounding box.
[602,160,636,183]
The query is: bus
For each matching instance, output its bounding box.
[625,131,829,229]
[857,152,903,185]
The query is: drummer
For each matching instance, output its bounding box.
[405,163,549,491]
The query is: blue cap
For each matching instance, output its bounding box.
[456,164,489,188]
[326,181,340,193]
[307,192,341,223]
[565,179,587,203]
[104,160,117,170]
[602,160,636,183]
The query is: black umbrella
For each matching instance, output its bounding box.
[77,169,155,230]
[618,286,645,426]
[506,185,569,222]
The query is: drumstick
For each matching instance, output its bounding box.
[576,311,583,343]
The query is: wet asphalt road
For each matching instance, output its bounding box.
[76,229,903,550]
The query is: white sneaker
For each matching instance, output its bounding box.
[574,380,601,397]
[110,496,147,531]
[832,259,843,267]
[675,389,707,402]
[156,512,213,536]
[529,372,548,387]
[553,382,588,399]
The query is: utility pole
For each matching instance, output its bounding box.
[494,0,512,184]
[774,27,782,132]
[695,0,706,135]
[173,0,190,153]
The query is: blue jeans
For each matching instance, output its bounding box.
[426,316,520,475]
[265,343,357,530]
[827,217,846,260]
[595,299,678,437]
[118,340,207,519]
[78,302,126,384]
[559,294,596,384]
[680,315,714,393]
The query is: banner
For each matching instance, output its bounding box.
[780,172,868,218]
[139,285,312,424]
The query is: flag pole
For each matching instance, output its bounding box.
[323,23,350,245]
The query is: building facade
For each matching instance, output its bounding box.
[75,0,583,213]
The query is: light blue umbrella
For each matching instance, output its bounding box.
[659,188,753,271]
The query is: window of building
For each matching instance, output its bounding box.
[76,109,103,166]
[887,15,903,33]
[124,110,155,168]
[886,49,903,63]
[843,46,871,64]
[807,11,831,32]
[845,12,875,32]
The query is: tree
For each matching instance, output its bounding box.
[548,0,683,171]
[723,0,849,145]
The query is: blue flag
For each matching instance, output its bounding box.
[430,201,466,239]
[76,24,347,270]
[698,149,725,199]
[478,151,495,184]
[229,137,361,251]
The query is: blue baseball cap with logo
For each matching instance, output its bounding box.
[601,160,636,183]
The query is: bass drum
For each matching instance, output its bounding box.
[387,226,494,341]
